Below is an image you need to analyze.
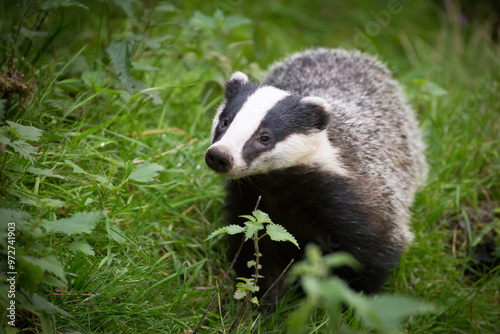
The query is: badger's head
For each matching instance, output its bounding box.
[205,72,348,179]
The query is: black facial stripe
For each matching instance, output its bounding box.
[213,81,259,143]
[242,94,329,165]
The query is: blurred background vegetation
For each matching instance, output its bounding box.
[0,0,499,333]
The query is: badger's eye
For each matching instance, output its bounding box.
[259,135,271,144]
[221,118,230,128]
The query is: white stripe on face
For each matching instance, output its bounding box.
[209,86,290,175]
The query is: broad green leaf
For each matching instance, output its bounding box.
[0,208,31,226]
[0,133,11,145]
[266,224,299,248]
[22,256,67,284]
[362,295,437,330]
[128,162,164,182]
[10,140,38,161]
[20,197,65,208]
[53,211,102,235]
[41,0,88,10]
[107,39,133,89]
[26,292,71,316]
[7,121,44,141]
[253,210,272,224]
[28,167,65,179]
[234,289,247,300]
[40,198,65,208]
[68,241,95,256]
[206,224,245,240]
[244,221,264,241]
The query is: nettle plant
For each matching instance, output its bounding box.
[209,209,299,305]
[197,206,436,333]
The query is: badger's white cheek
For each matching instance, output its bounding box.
[247,149,283,174]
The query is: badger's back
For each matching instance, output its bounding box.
[264,48,427,245]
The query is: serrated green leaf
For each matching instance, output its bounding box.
[22,256,67,284]
[26,292,71,316]
[244,221,264,240]
[53,211,102,235]
[253,210,272,224]
[0,208,31,226]
[206,224,245,240]
[266,223,299,248]
[28,167,65,179]
[128,162,164,182]
[68,241,95,256]
[0,133,11,145]
[20,197,65,208]
[234,289,247,300]
[41,0,89,10]
[41,198,65,208]
[10,139,38,161]
[107,39,133,89]
[7,121,44,141]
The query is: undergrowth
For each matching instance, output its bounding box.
[0,0,499,333]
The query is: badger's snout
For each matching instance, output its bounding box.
[205,146,233,173]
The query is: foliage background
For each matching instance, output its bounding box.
[0,0,499,333]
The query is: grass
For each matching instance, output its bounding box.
[0,0,499,333]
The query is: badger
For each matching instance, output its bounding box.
[205,48,427,300]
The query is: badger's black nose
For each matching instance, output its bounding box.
[205,147,233,173]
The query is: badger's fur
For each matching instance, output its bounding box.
[205,48,427,299]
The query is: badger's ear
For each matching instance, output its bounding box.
[225,71,249,100]
[300,96,331,130]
